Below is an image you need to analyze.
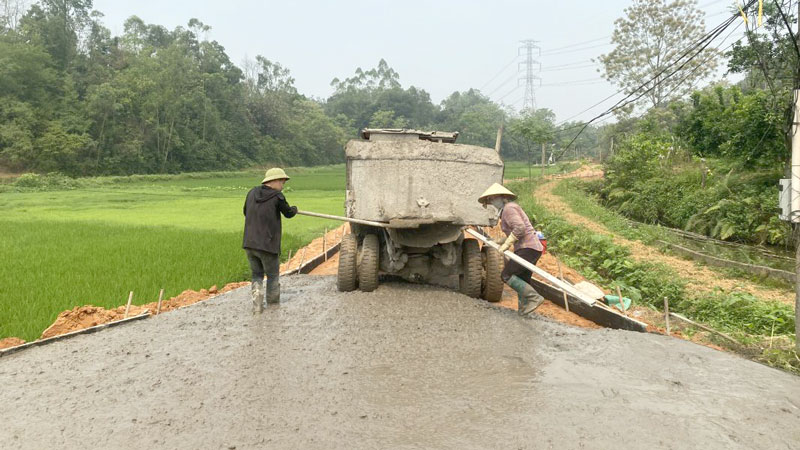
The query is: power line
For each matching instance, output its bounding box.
[539,59,594,70]
[541,36,611,53]
[551,8,742,123]
[541,63,599,72]
[497,84,523,102]
[540,42,613,56]
[542,81,607,88]
[541,77,606,86]
[556,0,757,155]
[485,70,521,97]
[478,54,520,92]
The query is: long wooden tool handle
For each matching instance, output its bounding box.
[296,210,391,228]
[466,228,596,306]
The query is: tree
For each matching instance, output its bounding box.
[508,109,556,170]
[510,109,555,145]
[325,60,437,134]
[437,89,506,148]
[598,0,719,110]
[1,0,30,32]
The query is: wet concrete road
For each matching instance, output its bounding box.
[1,275,799,449]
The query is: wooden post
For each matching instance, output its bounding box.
[616,285,626,315]
[124,291,133,319]
[299,247,307,273]
[557,259,570,313]
[494,124,504,154]
[323,228,328,261]
[664,297,671,335]
[156,289,164,315]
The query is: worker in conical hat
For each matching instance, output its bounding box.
[479,183,545,315]
[243,168,298,313]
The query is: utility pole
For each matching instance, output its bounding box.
[518,40,541,113]
[541,142,546,177]
[794,90,800,352]
[494,124,504,154]
[794,1,800,352]
[610,136,615,160]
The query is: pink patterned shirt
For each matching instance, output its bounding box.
[500,202,543,252]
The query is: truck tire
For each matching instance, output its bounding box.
[337,233,358,292]
[482,246,504,302]
[358,234,380,292]
[460,239,482,298]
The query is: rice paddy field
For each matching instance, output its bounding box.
[0,161,569,341]
[0,166,346,341]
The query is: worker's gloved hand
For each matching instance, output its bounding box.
[498,234,518,253]
[291,206,298,214]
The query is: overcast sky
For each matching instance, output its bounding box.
[92,0,744,123]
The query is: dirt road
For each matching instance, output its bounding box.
[535,177,795,305]
[1,276,798,449]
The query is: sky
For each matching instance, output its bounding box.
[92,0,745,123]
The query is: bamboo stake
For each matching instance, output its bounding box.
[156,289,164,315]
[669,312,740,345]
[770,318,776,349]
[298,247,307,273]
[616,286,626,315]
[556,259,570,313]
[124,291,133,319]
[286,249,293,271]
[664,297,671,335]
[323,228,328,261]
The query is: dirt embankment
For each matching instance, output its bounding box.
[0,282,253,349]
[281,224,348,273]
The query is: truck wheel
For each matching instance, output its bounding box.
[358,234,380,292]
[482,246,504,302]
[459,239,482,298]
[337,233,358,292]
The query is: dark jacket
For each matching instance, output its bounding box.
[242,185,297,254]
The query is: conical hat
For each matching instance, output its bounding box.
[262,168,290,184]
[478,183,517,204]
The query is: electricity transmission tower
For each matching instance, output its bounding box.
[518,39,541,112]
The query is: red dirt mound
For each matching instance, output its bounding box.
[38,281,251,340]
[0,337,26,350]
[281,224,347,274]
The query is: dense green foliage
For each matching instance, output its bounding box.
[512,179,796,344]
[679,86,786,166]
[598,131,789,246]
[0,1,599,177]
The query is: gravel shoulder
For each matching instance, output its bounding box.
[1,275,798,449]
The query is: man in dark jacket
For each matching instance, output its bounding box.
[243,168,297,313]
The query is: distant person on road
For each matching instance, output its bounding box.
[243,168,298,313]
[479,183,546,316]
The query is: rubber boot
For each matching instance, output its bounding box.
[507,275,545,316]
[251,280,264,314]
[266,281,280,305]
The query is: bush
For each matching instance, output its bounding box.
[599,134,789,246]
[12,172,81,191]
